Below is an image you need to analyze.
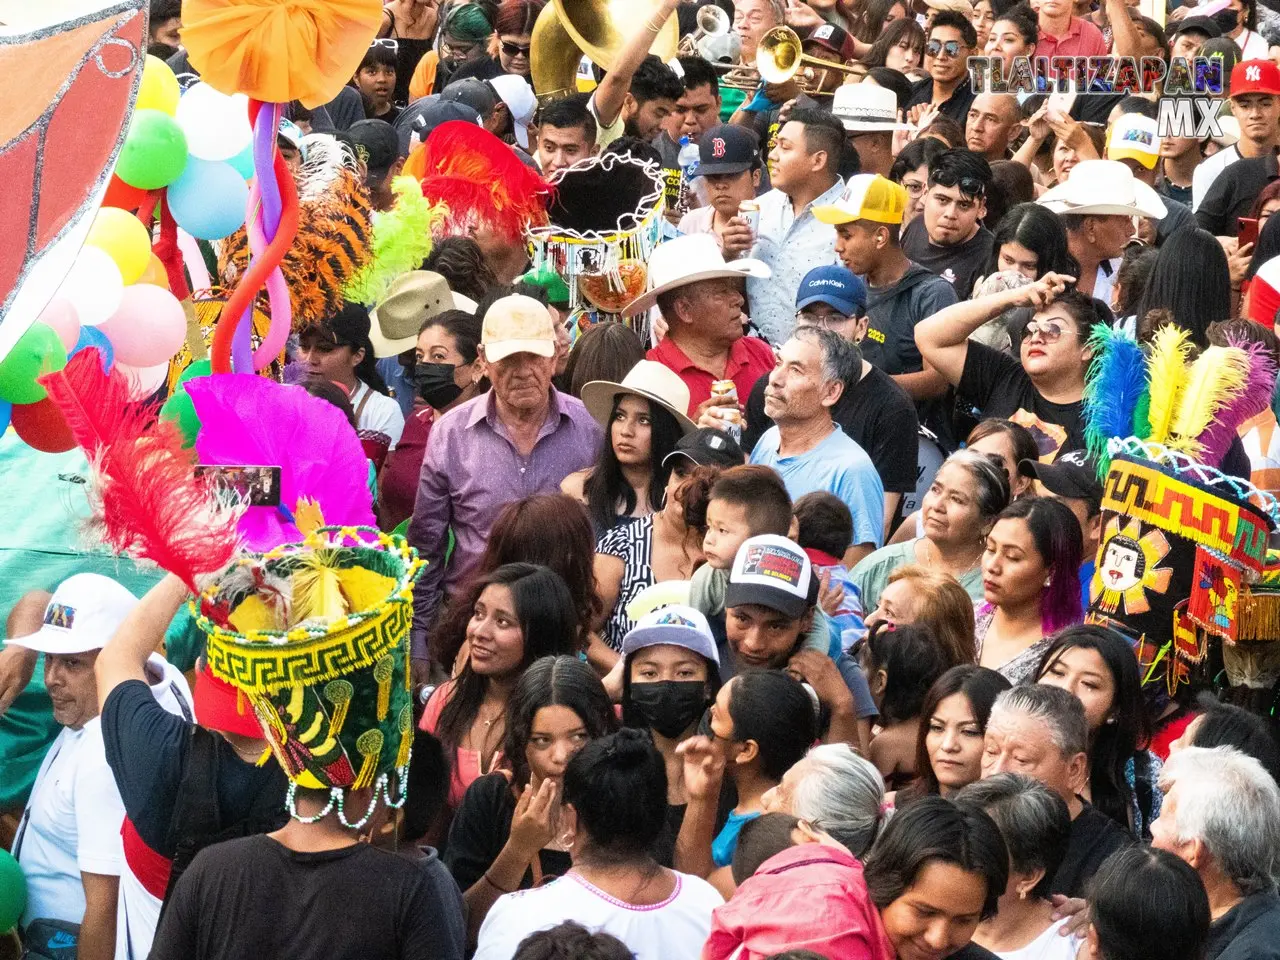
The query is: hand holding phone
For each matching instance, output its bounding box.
[1238,217,1260,248]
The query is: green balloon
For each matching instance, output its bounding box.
[0,322,67,405]
[160,388,201,447]
[116,109,189,190]
[178,359,213,385]
[0,847,25,933]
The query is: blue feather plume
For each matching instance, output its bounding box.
[1083,325,1148,478]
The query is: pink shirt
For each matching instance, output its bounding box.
[419,680,505,811]
[1035,16,1108,59]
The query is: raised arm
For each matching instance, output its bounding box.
[590,0,681,128]
[95,574,188,711]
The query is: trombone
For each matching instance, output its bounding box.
[756,25,864,96]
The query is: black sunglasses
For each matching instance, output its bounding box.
[931,170,987,198]
[926,38,963,58]
[501,40,532,56]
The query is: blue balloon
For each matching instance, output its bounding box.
[228,143,254,180]
[167,157,249,240]
[0,399,10,434]
[70,326,115,371]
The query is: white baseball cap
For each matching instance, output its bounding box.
[9,574,139,655]
[489,74,537,150]
[725,535,817,620]
[621,605,720,665]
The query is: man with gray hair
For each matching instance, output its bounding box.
[981,684,1132,898]
[1152,745,1280,959]
[749,326,885,564]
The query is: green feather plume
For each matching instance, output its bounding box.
[343,177,448,307]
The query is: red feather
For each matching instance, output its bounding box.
[39,351,242,595]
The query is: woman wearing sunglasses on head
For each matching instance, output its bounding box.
[916,271,1110,465]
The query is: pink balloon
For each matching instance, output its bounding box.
[97,285,187,367]
[38,298,81,353]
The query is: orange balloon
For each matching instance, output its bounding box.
[12,398,75,453]
[137,254,170,289]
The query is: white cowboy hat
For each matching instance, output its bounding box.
[580,359,698,435]
[369,271,478,358]
[1037,159,1167,219]
[833,82,910,133]
[622,233,770,316]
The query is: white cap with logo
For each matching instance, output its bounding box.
[8,574,139,655]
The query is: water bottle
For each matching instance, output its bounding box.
[677,135,700,213]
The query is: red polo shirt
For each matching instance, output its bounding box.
[1035,16,1107,59]
[647,334,777,415]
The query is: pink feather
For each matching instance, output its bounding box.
[1198,339,1278,465]
[38,351,242,594]
[186,375,375,550]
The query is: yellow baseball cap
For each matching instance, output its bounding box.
[1107,114,1161,171]
[814,174,908,227]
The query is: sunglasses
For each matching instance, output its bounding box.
[1024,319,1067,344]
[371,37,399,52]
[931,171,986,198]
[926,39,963,58]
[501,40,532,57]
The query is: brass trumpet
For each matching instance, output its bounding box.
[756,25,864,95]
[678,4,732,57]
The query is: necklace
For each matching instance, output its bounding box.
[922,537,983,575]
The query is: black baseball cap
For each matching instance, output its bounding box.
[1018,450,1103,504]
[393,96,481,154]
[1169,15,1222,38]
[440,77,499,119]
[662,427,745,469]
[697,124,761,177]
[347,119,400,176]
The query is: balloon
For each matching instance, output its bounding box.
[175,83,252,161]
[116,109,188,190]
[0,323,67,405]
[97,285,187,367]
[0,848,25,933]
[159,389,201,446]
[103,174,148,211]
[137,254,170,289]
[0,399,10,435]
[85,207,152,285]
[11,397,75,453]
[54,247,124,327]
[37,298,81,352]
[179,359,213,384]
[228,143,255,179]
[117,361,170,401]
[136,54,180,115]
[70,325,115,371]
[167,158,249,240]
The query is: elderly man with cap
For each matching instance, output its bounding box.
[1018,450,1103,608]
[627,233,773,418]
[407,295,601,674]
[832,84,910,178]
[1193,59,1280,212]
[678,124,763,260]
[9,574,191,960]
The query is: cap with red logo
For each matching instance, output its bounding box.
[696,123,762,176]
[1231,59,1280,98]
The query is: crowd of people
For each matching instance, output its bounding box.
[8,0,1280,957]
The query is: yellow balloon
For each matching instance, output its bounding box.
[86,207,152,285]
[136,54,181,115]
[137,254,170,290]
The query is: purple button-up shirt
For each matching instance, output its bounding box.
[407,388,602,658]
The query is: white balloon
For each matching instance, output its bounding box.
[175,83,253,161]
[55,246,124,327]
[116,360,171,400]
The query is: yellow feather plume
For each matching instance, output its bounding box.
[1144,325,1194,446]
[1168,346,1249,459]
[290,551,350,626]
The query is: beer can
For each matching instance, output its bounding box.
[710,379,743,443]
[738,200,760,236]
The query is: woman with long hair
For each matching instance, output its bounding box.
[1132,227,1231,348]
[473,730,723,960]
[854,0,911,45]
[563,361,695,535]
[862,624,952,790]
[1035,625,1161,837]
[864,565,979,667]
[862,18,926,73]
[492,0,542,78]
[446,656,618,943]
[421,564,580,813]
[975,498,1084,684]
[854,449,1011,611]
[985,204,1080,281]
[905,665,1012,801]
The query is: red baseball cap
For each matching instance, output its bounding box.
[193,665,266,739]
[1231,59,1280,97]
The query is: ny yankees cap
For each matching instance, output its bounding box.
[697,124,761,176]
[1232,59,1280,98]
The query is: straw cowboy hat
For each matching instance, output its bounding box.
[580,360,698,435]
[622,233,770,316]
[1037,159,1168,219]
[369,271,478,357]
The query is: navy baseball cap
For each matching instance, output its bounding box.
[697,124,761,176]
[795,265,867,317]
[393,96,482,154]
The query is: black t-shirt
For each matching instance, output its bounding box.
[959,341,1085,461]
[745,364,919,494]
[907,77,977,127]
[1049,802,1134,898]
[151,835,456,960]
[1196,151,1280,237]
[1158,178,1193,209]
[100,680,286,856]
[444,773,573,892]
[901,220,995,301]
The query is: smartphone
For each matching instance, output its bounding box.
[195,465,282,507]
[1238,217,1260,248]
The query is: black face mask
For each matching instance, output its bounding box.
[414,362,463,409]
[627,681,709,740]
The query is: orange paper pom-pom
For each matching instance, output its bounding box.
[181,0,383,108]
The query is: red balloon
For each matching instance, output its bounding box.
[11,397,75,453]
[103,174,148,212]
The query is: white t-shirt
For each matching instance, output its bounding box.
[1192,144,1239,211]
[993,918,1083,960]
[18,718,126,927]
[1234,27,1270,61]
[350,381,405,452]
[474,871,723,960]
